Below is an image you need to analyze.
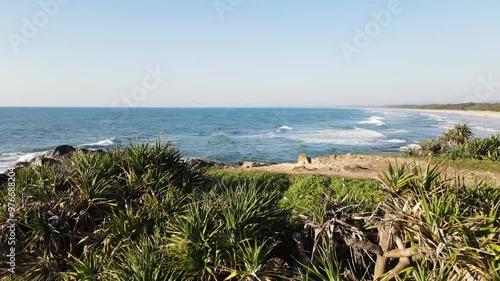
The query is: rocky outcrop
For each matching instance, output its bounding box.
[20,146,104,169]
[0,174,8,187]
[186,158,226,169]
[15,161,30,169]
[27,145,77,168]
[186,159,275,169]
[47,145,76,158]
[0,145,106,188]
[241,162,276,168]
[298,154,312,165]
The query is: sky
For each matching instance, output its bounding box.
[0,0,499,107]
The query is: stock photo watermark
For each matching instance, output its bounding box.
[340,0,411,64]
[7,0,70,54]
[2,168,17,274]
[213,0,245,21]
[99,65,170,132]
[464,75,500,104]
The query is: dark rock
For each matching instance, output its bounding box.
[19,145,106,170]
[15,161,30,169]
[48,145,76,158]
[76,148,90,154]
[187,158,225,169]
[29,157,61,167]
[0,173,8,187]
[42,158,60,166]
[75,148,105,155]
[28,156,42,167]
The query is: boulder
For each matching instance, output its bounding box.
[48,145,76,158]
[18,146,105,170]
[75,148,105,155]
[187,158,225,169]
[298,154,312,165]
[29,157,60,167]
[15,161,30,169]
[42,158,61,166]
[0,173,8,187]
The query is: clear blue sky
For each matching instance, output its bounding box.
[1,0,499,107]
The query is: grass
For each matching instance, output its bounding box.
[1,139,498,280]
[208,170,382,215]
[432,157,500,173]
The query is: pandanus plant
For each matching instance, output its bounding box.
[294,161,499,281]
[373,161,499,280]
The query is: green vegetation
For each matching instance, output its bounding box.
[391,102,500,112]
[435,158,500,173]
[1,139,499,280]
[405,123,500,161]
[209,171,381,215]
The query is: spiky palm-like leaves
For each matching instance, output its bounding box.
[441,123,474,146]
[1,138,498,280]
[166,182,291,280]
[296,248,344,281]
[375,161,500,280]
[0,139,207,280]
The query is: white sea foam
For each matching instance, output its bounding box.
[472,126,499,133]
[386,139,406,144]
[0,151,47,173]
[277,126,293,131]
[381,111,409,117]
[421,113,449,122]
[387,129,411,134]
[212,132,227,137]
[80,138,116,147]
[439,122,456,130]
[366,109,409,118]
[240,132,279,139]
[400,144,421,151]
[286,127,386,146]
[17,152,45,162]
[358,116,385,126]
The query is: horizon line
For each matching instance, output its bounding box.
[0,105,381,109]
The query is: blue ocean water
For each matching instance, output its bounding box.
[1,107,499,172]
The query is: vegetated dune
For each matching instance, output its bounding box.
[387,108,500,119]
[228,153,500,185]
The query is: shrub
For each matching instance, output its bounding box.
[0,139,208,280]
[406,123,499,162]
[166,182,291,280]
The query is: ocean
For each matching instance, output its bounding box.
[1,107,499,172]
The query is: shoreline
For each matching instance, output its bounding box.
[3,145,499,185]
[227,154,500,184]
[382,108,500,119]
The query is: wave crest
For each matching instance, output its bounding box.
[286,127,386,146]
[358,116,385,126]
[79,138,117,148]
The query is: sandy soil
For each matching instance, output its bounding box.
[227,154,500,185]
[226,108,500,184]
[385,108,500,119]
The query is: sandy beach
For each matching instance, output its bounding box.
[384,108,500,119]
